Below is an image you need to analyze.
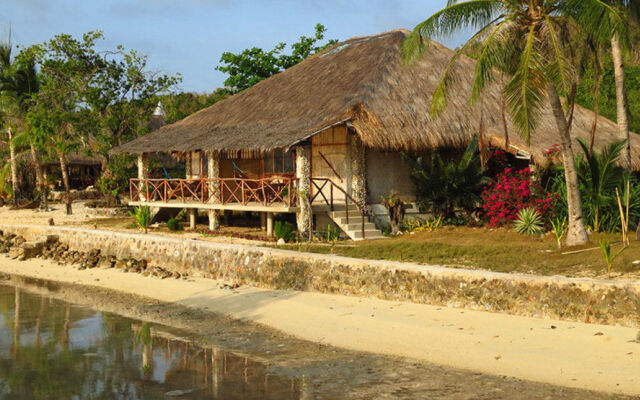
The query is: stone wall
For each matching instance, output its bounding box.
[2,224,639,328]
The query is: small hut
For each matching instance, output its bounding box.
[112,29,640,240]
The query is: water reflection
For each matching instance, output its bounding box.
[0,284,303,399]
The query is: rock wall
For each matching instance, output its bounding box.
[2,224,639,328]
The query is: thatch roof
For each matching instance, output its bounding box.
[112,29,640,169]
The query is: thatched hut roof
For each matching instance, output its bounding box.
[112,29,640,169]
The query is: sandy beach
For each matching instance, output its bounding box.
[0,254,637,397]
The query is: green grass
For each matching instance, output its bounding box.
[284,227,640,278]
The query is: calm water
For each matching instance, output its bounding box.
[0,284,303,399]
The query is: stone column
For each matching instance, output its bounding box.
[295,145,312,240]
[185,152,192,178]
[189,209,197,229]
[206,150,221,231]
[350,134,367,208]
[266,212,274,237]
[137,153,149,201]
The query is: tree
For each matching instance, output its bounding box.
[404,0,591,246]
[83,43,181,166]
[0,36,42,208]
[216,24,337,93]
[25,32,102,215]
[569,0,639,170]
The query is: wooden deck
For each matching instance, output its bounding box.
[128,199,297,213]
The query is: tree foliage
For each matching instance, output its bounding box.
[216,24,337,93]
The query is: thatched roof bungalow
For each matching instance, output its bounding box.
[114,29,639,240]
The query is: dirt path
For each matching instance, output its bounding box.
[0,255,637,398]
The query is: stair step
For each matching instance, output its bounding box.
[337,222,377,231]
[345,229,386,239]
[330,211,365,219]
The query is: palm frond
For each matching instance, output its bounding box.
[503,25,546,144]
[403,0,503,64]
[564,0,628,48]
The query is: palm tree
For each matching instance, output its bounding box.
[0,40,20,206]
[569,0,639,169]
[404,0,590,246]
[0,36,44,208]
[575,137,626,232]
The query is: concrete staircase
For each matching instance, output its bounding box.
[328,205,385,241]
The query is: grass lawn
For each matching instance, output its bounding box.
[284,227,640,280]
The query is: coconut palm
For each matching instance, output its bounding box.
[0,37,44,208]
[568,0,639,170]
[403,0,591,246]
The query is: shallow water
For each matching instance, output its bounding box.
[0,284,302,399]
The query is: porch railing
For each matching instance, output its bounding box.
[130,177,298,207]
[310,178,367,239]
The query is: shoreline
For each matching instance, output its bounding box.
[0,254,638,397]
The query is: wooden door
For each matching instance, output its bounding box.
[311,125,350,204]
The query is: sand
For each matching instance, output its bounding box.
[0,255,638,397]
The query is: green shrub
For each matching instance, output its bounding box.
[599,239,628,277]
[326,224,340,242]
[130,206,154,234]
[167,218,183,231]
[514,208,544,235]
[274,221,296,243]
[404,135,487,221]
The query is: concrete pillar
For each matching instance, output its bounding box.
[260,213,267,231]
[266,212,274,237]
[137,153,149,201]
[350,134,367,208]
[189,209,197,229]
[206,150,221,230]
[295,145,312,240]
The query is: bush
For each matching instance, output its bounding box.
[547,139,640,233]
[274,221,296,243]
[130,206,154,234]
[513,208,544,235]
[404,135,487,221]
[481,167,557,227]
[167,218,183,231]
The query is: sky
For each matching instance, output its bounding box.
[1,0,470,93]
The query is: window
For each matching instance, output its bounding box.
[264,149,295,174]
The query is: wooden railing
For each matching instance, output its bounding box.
[310,178,367,239]
[130,177,298,207]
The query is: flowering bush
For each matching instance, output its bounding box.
[480,167,558,227]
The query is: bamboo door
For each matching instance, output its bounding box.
[311,125,350,204]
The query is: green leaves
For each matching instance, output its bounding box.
[216,24,337,93]
[405,135,488,221]
[130,205,154,234]
[513,207,544,235]
[403,0,503,65]
[504,26,546,144]
[598,238,627,276]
